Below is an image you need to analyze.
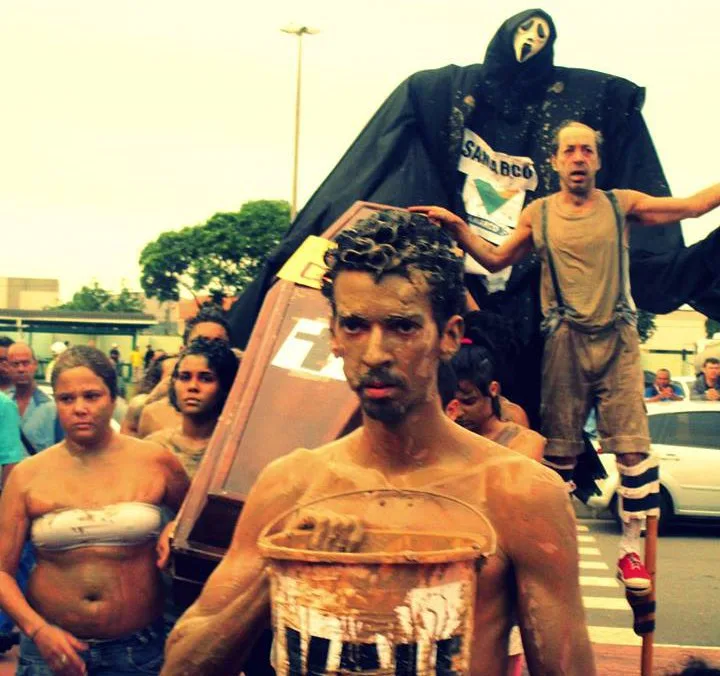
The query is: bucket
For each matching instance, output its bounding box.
[258,490,494,675]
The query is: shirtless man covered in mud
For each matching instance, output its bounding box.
[162,210,595,675]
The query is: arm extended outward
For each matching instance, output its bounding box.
[409,205,534,273]
[625,183,720,226]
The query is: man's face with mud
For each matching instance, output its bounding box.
[330,270,445,425]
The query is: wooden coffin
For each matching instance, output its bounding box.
[170,201,390,605]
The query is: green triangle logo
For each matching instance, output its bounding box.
[474,178,517,215]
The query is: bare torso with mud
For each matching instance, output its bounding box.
[241,420,587,676]
[22,438,171,638]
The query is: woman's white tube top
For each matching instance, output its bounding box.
[31,502,163,551]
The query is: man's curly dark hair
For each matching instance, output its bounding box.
[321,209,466,329]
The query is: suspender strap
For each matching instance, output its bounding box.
[541,199,565,313]
[20,429,38,456]
[604,190,626,294]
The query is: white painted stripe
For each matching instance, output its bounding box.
[655,642,720,650]
[579,560,609,570]
[588,626,642,646]
[576,524,589,532]
[580,576,618,588]
[577,534,595,543]
[578,546,601,556]
[583,596,630,610]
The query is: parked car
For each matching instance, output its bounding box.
[587,401,720,533]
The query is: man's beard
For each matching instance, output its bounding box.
[354,368,408,426]
[361,398,408,425]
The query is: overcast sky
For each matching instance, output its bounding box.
[0,0,717,300]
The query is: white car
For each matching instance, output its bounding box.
[587,401,720,533]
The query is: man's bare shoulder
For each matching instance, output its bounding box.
[459,430,564,503]
[484,451,571,533]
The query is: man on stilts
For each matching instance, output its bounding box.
[413,121,720,593]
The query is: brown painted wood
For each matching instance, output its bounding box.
[641,515,659,676]
[170,201,394,598]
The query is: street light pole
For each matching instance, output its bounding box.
[281,24,318,222]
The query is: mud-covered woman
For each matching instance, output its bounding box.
[0,346,190,675]
[448,316,546,463]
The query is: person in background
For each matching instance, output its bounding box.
[121,357,169,437]
[0,336,15,393]
[6,343,63,458]
[44,342,68,384]
[644,368,684,402]
[690,357,720,401]
[413,122,720,595]
[0,388,24,653]
[130,346,144,384]
[146,338,238,480]
[0,346,189,675]
[449,338,546,462]
[137,308,232,439]
[144,345,156,371]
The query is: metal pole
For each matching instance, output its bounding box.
[281,24,317,222]
[290,32,303,222]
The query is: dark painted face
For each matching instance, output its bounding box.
[453,379,497,433]
[330,271,461,425]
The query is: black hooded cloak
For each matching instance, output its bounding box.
[228,8,720,420]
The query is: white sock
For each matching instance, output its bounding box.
[619,517,643,557]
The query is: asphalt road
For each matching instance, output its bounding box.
[556,504,720,674]
[575,503,720,647]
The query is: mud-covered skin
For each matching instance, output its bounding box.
[164,429,591,676]
[0,362,190,676]
[164,270,593,676]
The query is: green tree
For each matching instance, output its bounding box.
[139,199,290,303]
[105,286,145,313]
[705,317,720,339]
[637,309,657,343]
[55,282,143,313]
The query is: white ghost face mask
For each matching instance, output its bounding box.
[513,16,550,63]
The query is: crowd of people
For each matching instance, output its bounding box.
[0,307,242,674]
[0,118,718,675]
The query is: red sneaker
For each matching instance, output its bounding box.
[617,553,652,595]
